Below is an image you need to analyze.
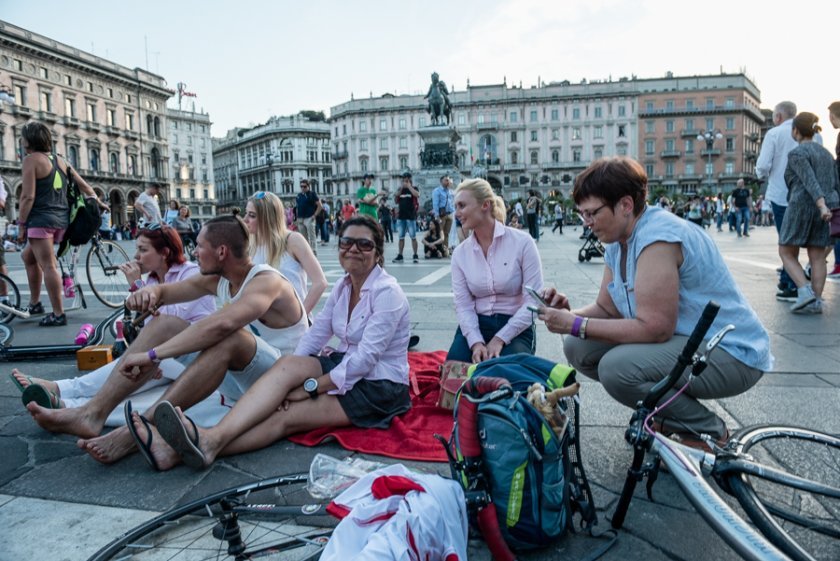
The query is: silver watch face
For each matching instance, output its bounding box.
[304,378,318,392]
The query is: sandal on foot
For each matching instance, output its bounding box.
[21,383,62,409]
[154,401,204,469]
[26,302,45,315]
[8,372,32,394]
[124,401,160,471]
[39,313,67,327]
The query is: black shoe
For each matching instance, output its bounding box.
[392,254,404,263]
[412,254,419,263]
[775,288,798,302]
[27,302,45,315]
[408,334,420,349]
[39,313,67,326]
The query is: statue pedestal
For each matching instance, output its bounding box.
[414,126,461,192]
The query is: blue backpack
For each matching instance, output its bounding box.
[439,354,597,555]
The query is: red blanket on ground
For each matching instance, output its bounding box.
[288,351,452,462]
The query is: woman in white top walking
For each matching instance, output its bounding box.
[243,191,327,316]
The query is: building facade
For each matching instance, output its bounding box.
[329,73,763,205]
[0,20,172,226]
[637,73,763,197]
[167,107,216,222]
[212,112,332,213]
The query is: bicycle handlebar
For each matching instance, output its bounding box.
[642,301,720,410]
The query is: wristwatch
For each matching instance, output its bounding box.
[304,377,319,399]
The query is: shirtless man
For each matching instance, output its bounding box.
[25,215,308,469]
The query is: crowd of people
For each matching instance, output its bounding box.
[8,101,840,470]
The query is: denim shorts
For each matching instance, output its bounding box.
[397,219,417,239]
[217,333,282,401]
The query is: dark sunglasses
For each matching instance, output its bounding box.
[253,191,268,199]
[339,237,376,252]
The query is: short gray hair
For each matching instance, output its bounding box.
[775,101,797,120]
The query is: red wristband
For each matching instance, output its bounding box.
[570,316,583,338]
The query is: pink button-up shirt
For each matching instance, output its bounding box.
[294,264,410,394]
[451,221,543,349]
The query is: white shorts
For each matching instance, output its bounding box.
[217,333,282,402]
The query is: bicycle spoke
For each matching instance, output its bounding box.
[730,426,840,561]
[88,475,334,560]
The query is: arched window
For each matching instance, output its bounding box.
[154,117,161,138]
[68,145,78,168]
[151,148,161,178]
[510,151,518,165]
[530,151,539,165]
[109,152,119,173]
[551,150,559,163]
[90,148,100,171]
[147,115,154,135]
[359,157,368,172]
[128,154,137,176]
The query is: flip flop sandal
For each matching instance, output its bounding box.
[21,383,62,409]
[124,401,160,471]
[154,401,204,469]
[8,372,32,394]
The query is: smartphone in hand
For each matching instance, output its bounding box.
[524,285,547,307]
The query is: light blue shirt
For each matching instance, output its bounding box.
[432,185,454,217]
[604,206,773,372]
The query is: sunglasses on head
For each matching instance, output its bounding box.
[338,237,376,252]
[253,191,269,199]
[141,222,164,232]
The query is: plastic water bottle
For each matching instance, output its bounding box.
[74,323,94,345]
[62,272,76,298]
[305,453,385,499]
[112,320,127,358]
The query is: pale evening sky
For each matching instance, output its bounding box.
[3,0,839,136]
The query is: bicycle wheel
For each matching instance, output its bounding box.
[87,473,335,560]
[0,323,13,346]
[0,272,21,324]
[86,240,130,308]
[726,425,840,561]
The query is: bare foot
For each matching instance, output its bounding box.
[26,402,103,438]
[130,413,182,471]
[11,368,61,397]
[12,369,65,407]
[77,426,136,464]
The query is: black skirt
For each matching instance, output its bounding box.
[316,353,411,429]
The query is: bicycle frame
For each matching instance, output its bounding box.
[651,433,788,561]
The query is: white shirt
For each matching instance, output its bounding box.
[294,265,410,394]
[136,191,162,223]
[514,201,524,218]
[322,464,468,561]
[756,119,798,206]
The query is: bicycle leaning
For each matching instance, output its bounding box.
[0,232,130,324]
[611,301,840,561]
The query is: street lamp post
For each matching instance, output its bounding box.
[697,129,723,193]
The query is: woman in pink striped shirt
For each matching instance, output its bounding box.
[447,179,544,363]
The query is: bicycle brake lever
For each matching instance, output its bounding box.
[703,324,735,358]
[645,459,660,501]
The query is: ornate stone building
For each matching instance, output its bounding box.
[0,19,171,226]
[637,73,763,197]
[329,72,763,204]
[212,112,332,213]
[167,107,216,222]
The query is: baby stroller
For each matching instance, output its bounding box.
[578,228,605,262]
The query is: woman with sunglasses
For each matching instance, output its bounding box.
[12,224,216,427]
[447,178,543,364]
[17,121,108,326]
[154,215,411,469]
[243,191,327,316]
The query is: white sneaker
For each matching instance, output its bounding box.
[796,300,823,314]
[790,285,816,312]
